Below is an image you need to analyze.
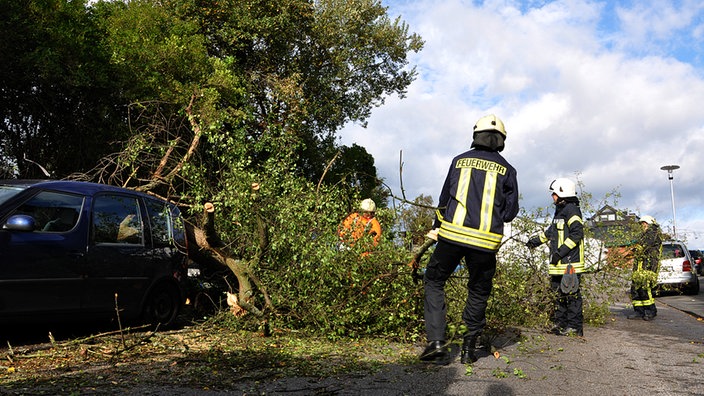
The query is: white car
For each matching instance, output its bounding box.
[657,241,700,295]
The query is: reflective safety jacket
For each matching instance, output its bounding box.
[433,148,519,252]
[339,212,382,247]
[632,225,662,273]
[532,199,585,274]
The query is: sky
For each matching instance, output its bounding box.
[338,0,704,249]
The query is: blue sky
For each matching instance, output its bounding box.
[339,0,704,248]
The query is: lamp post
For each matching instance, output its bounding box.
[660,165,680,239]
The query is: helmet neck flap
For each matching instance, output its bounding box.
[471,131,505,152]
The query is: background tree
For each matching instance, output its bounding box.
[0,0,128,178]
[397,194,435,245]
[328,143,389,208]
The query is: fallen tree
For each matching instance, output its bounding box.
[185,197,272,318]
[60,0,425,337]
[72,94,274,323]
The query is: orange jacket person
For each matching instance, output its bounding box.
[339,198,381,255]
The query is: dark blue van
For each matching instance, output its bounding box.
[0,180,188,326]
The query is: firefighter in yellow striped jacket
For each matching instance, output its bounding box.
[629,215,661,320]
[527,178,585,337]
[419,114,519,365]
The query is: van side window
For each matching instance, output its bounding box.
[145,199,172,248]
[11,191,83,232]
[93,195,143,244]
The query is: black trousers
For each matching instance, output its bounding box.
[423,240,496,342]
[630,284,657,318]
[550,275,583,331]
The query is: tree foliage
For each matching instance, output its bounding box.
[72,0,424,336]
[0,0,128,177]
[397,194,435,246]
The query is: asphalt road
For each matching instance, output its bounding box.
[201,276,704,396]
[3,277,703,396]
[656,275,704,318]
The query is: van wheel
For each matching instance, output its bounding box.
[684,277,700,296]
[143,283,180,327]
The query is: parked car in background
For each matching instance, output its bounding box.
[689,249,704,276]
[0,180,189,326]
[657,241,700,295]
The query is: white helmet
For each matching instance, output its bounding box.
[473,114,506,138]
[549,178,576,198]
[640,215,657,225]
[360,198,376,212]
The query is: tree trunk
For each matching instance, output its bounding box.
[184,200,271,318]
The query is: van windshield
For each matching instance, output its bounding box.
[0,185,26,206]
[661,243,685,259]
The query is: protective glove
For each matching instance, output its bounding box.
[525,238,541,249]
[550,252,562,265]
[425,228,439,242]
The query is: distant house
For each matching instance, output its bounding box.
[587,205,639,247]
[586,205,642,267]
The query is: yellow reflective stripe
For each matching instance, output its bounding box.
[548,262,585,274]
[539,232,548,243]
[437,216,503,251]
[632,295,655,306]
[567,215,583,226]
[452,167,471,224]
[559,216,582,253]
[439,220,502,243]
[437,227,502,250]
[633,286,655,306]
[480,172,498,232]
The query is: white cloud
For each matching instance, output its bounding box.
[339,0,704,247]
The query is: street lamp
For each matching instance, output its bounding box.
[660,165,680,239]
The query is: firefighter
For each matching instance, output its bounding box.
[419,114,520,364]
[526,178,585,337]
[338,198,382,257]
[629,215,662,320]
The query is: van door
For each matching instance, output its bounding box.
[83,193,150,319]
[144,198,187,277]
[0,190,85,320]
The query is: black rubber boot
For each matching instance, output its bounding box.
[559,327,583,337]
[419,341,447,361]
[460,335,478,364]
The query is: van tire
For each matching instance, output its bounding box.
[143,283,181,327]
[684,277,700,296]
